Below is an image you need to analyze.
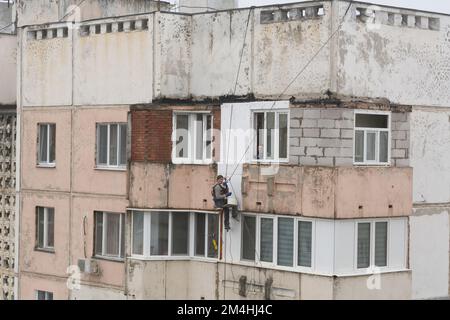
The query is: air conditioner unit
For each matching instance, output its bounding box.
[78,259,99,275]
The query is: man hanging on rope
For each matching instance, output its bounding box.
[212,175,234,231]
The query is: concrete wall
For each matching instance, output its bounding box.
[410,208,449,299]
[241,164,412,219]
[16,0,170,26]
[70,284,125,300]
[126,259,411,299]
[0,34,16,106]
[410,108,450,204]
[409,108,450,299]
[0,2,14,34]
[337,2,450,107]
[178,0,236,13]
[129,163,217,210]
[334,271,411,300]
[22,26,72,107]
[74,16,153,105]
[188,3,331,99]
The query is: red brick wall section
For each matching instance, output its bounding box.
[131,109,172,162]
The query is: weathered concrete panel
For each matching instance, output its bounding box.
[301,166,335,218]
[242,164,412,218]
[129,163,217,210]
[300,274,334,300]
[71,196,127,288]
[0,35,16,106]
[253,4,331,99]
[242,164,303,215]
[17,0,169,27]
[126,259,409,300]
[334,271,412,299]
[72,107,128,196]
[410,208,449,299]
[20,192,70,278]
[337,2,450,107]
[73,17,153,105]
[190,10,252,98]
[335,166,412,218]
[410,108,450,204]
[22,29,72,107]
[157,13,191,98]
[70,285,125,300]
[21,109,71,192]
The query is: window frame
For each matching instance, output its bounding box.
[171,112,214,165]
[130,209,220,261]
[95,123,127,170]
[354,219,390,272]
[240,213,315,273]
[35,206,55,252]
[35,290,53,300]
[37,123,56,167]
[251,110,290,163]
[353,110,391,166]
[93,211,125,261]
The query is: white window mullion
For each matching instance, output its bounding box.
[102,214,107,256]
[363,130,367,163]
[168,213,173,256]
[263,112,268,161]
[275,113,280,161]
[46,124,51,164]
[255,216,261,264]
[205,213,209,259]
[119,214,123,257]
[106,125,111,167]
[189,212,195,257]
[293,218,298,269]
[202,114,207,162]
[116,124,120,168]
[273,217,278,267]
[145,213,151,257]
[188,115,193,162]
[43,208,48,248]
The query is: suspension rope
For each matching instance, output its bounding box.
[226,0,355,181]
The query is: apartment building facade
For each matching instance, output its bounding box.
[0,1,17,300]
[13,0,450,300]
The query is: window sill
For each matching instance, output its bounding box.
[129,255,219,263]
[34,248,55,254]
[92,255,125,263]
[353,162,391,167]
[37,163,56,169]
[172,159,214,166]
[250,159,289,164]
[94,166,127,172]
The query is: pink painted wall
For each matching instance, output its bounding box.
[72,107,128,196]
[20,274,68,300]
[71,195,127,288]
[20,192,70,277]
[21,109,72,192]
[242,164,412,218]
[20,107,129,298]
[129,163,217,210]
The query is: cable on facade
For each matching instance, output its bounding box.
[226,0,355,181]
[0,22,13,33]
